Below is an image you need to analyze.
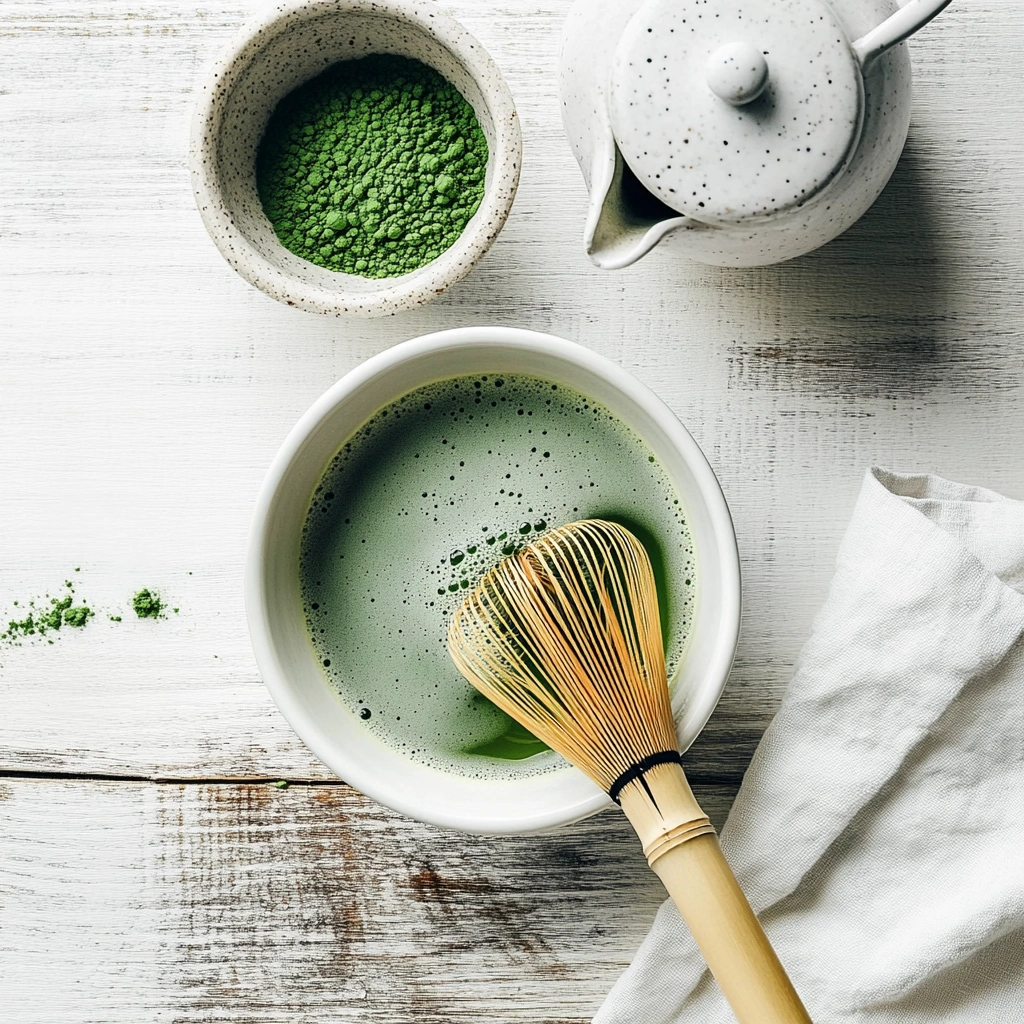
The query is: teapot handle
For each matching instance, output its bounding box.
[851,0,953,68]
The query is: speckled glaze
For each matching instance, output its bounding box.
[611,0,863,224]
[559,0,947,268]
[190,0,521,317]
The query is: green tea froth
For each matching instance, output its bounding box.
[300,373,695,780]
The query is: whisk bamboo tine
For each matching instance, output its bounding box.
[449,519,812,1024]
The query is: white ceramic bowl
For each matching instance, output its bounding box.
[246,327,740,833]
[190,0,521,317]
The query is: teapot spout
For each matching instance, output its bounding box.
[585,136,691,270]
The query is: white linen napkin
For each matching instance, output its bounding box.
[595,467,1024,1024]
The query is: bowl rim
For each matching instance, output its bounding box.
[245,326,742,832]
[189,0,522,317]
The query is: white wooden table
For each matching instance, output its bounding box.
[2,1,1022,1020]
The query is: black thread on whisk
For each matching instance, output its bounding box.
[608,750,684,804]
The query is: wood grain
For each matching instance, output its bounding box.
[2,2,1024,782]
[2,0,1022,782]
[2,0,1024,1019]
[0,777,735,1022]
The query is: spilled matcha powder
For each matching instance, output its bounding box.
[1,580,94,645]
[132,588,163,619]
[256,54,488,278]
[1,578,177,646]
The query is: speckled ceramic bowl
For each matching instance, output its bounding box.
[190,0,521,317]
[246,328,741,834]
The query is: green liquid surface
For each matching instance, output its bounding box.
[300,374,695,780]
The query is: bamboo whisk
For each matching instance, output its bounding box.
[448,520,812,1024]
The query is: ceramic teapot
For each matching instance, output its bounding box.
[559,0,951,268]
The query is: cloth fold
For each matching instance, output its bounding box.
[595,468,1024,1024]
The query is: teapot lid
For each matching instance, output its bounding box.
[609,0,863,225]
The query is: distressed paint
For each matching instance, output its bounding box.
[0,778,735,1021]
[2,1,1020,784]
[1,0,1023,1019]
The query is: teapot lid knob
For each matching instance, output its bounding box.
[705,41,769,106]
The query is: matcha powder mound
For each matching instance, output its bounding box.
[256,54,488,279]
[132,589,163,619]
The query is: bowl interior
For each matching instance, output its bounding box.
[248,330,739,834]
[211,6,505,296]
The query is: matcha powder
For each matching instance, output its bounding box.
[256,54,488,279]
[1,579,177,648]
[1,579,93,646]
[132,588,163,619]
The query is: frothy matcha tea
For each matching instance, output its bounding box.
[300,373,695,779]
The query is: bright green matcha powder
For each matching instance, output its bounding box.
[256,54,488,279]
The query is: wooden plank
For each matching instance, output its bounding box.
[1,0,1023,784]
[0,776,736,1023]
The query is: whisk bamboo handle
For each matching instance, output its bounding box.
[619,763,812,1024]
[651,835,812,1024]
